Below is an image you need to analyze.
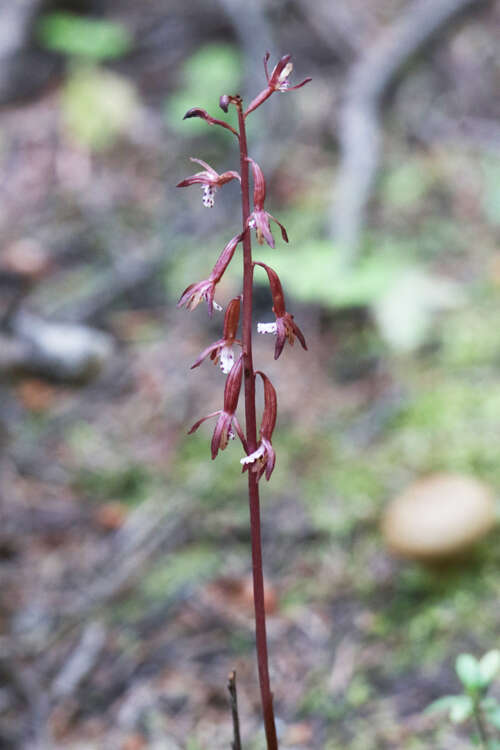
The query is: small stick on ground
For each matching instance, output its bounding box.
[227,670,242,750]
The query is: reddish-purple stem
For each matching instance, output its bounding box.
[237,101,278,750]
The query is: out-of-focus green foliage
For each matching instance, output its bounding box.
[141,545,220,600]
[481,157,500,226]
[373,267,462,352]
[166,43,241,135]
[382,158,435,209]
[37,12,131,60]
[61,64,139,149]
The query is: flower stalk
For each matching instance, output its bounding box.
[177,52,310,749]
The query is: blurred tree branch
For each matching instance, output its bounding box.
[332,0,490,267]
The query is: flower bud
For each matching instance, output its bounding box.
[219,95,230,113]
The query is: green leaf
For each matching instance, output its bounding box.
[424,695,464,715]
[484,706,500,730]
[479,651,500,686]
[456,654,481,691]
[37,12,131,60]
[481,697,499,711]
[449,695,473,723]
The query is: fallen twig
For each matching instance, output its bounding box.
[227,670,242,750]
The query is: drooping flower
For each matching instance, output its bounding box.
[254,262,307,359]
[177,233,242,315]
[177,157,240,208]
[246,158,288,249]
[177,278,222,314]
[182,107,239,138]
[245,53,312,116]
[189,355,247,458]
[240,371,277,481]
[191,295,242,373]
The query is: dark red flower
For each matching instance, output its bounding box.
[245,53,312,116]
[254,262,307,359]
[177,158,240,207]
[240,371,277,481]
[177,233,242,315]
[191,295,242,373]
[188,355,247,458]
[246,158,288,249]
[177,278,221,314]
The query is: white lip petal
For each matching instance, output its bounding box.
[202,185,216,207]
[240,444,265,465]
[257,321,277,335]
[213,301,223,312]
[219,345,235,374]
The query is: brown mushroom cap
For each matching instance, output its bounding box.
[381,473,496,560]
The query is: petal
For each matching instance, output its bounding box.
[219,345,235,374]
[240,443,266,466]
[274,318,287,359]
[291,317,308,350]
[217,170,241,185]
[288,77,312,90]
[263,51,271,83]
[177,281,197,308]
[211,412,229,458]
[210,233,243,283]
[188,410,221,435]
[255,212,275,248]
[278,62,293,83]
[176,175,210,188]
[257,322,278,334]
[189,157,218,176]
[254,262,287,316]
[190,340,224,369]
[222,295,241,342]
[268,214,288,243]
[202,184,216,207]
[246,157,266,209]
[262,438,276,481]
[222,355,243,413]
[269,55,292,87]
[256,373,277,439]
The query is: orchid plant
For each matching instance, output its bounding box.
[177,53,311,749]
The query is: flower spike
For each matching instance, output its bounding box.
[191,296,242,373]
[246,157,288,248]
[177,158,241,208]
[240,371,277,481]
[177,233,243,316]
[178,51,312,745]
[189,355,247,458]
[245,53,312,117]
[254,262,307,359]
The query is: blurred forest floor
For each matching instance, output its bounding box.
[1,1,500,748]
